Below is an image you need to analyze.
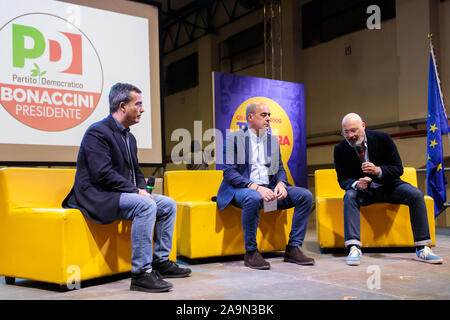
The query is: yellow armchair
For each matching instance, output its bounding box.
[314,167,435,249]
[0,167,175,286]
[164,170,294,259]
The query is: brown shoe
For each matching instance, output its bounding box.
[244,250,271,270]
[284,245,315,265]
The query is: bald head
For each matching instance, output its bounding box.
[246,102,271,135]
[341,113,366,147]
[342,113,363,127]
[246,102,268,120]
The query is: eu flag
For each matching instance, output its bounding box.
[426,45,448,217]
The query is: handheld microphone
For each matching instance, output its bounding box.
[146,176,155,194]
[355,145,365,163]
[355,144,372,187]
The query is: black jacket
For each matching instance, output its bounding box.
[62,115,146,224]
[333,129,404,191]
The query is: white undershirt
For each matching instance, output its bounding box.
[249,129,269,185]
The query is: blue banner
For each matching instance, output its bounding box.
[213,72,307,187]
[426,49,448,217]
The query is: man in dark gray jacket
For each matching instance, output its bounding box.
[63,83,191,292]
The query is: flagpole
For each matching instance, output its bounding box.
[428,33,450,145]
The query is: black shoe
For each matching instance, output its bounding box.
[130,269,173,293]
[152,260,192,278]
[244,250,271,270]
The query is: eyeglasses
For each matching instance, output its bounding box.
[342,128,359,136]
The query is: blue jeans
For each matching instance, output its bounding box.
[231,186,313,252]
[343,182,431,248]
[117,193,177,274]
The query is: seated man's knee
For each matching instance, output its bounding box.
[291,187,313,205]
[303,188,313,204]
[413,186,423,197]
[344,189,358,202]
[243,190,262,207]
[136,196,157,216]
[166,197,177,215]
[409,186,424,202]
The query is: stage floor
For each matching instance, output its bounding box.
[1,217,449,301]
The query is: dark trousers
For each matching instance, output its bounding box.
[231,185,313,252]
[343,181,431,248]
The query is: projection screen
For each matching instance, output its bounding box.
[0,0,163,165]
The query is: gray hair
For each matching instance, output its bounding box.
[246,102,258,120]
[109,82,142,114]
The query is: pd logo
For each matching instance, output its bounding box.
[13,24,82,75]
[230,97,295,185]
[0,13,103,132]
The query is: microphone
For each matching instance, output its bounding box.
[146,176,155,194]
[355,144,372,187]
[355,145,366,163]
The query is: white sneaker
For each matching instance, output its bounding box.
[415,246,443,264]
[346,246,362,266]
